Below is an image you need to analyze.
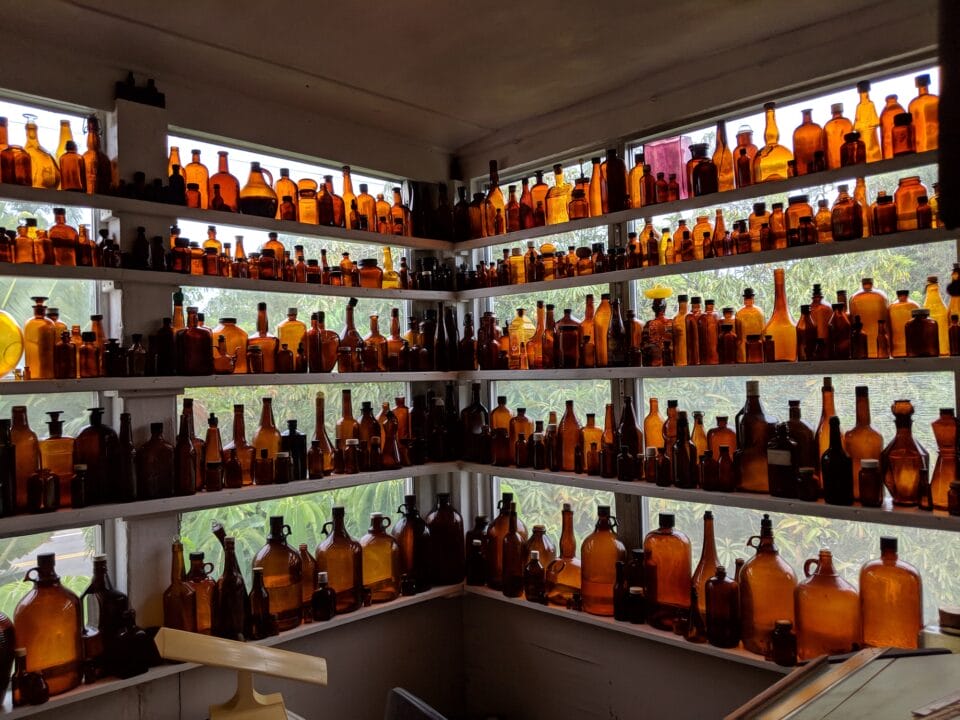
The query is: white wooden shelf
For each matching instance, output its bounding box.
[454,150,940,251]
[459,356,960,381]
[0,584,462,718]
[0,371,458,396]
[463,586,788,674]
[0,262,458,301]
[0,463,455,540]
[459,462,960,533]
[0,184,456,252]
[457,228,953,299]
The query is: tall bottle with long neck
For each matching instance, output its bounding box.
[310,392,335,476]
[252,397,282,459]
[546,502,582,607]
[814,376,837,478]
[753,103,793,182]
[844,386,884,501]
[691,511,719,615]
[735,381,777,492]
[739,514,797,655]
[713,120,735,191]
[215,536,248,640]
[224,404,255,486]
[248,303,279,373]
[485,161,505,235]
[763,268,796,361]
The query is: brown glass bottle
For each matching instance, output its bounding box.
[705,565,740,648]
[316,507,364,613]
[581,505,627,616]
[360,513,401,603]
[735,381,777,493]
[392,494,432,593]
[425,492,465,585]
[881,400,930,506]
[253,516,303,631]
[795,549,860,660]
[739,514,797,655]
[859,537,922,649]
[15,553,82,695]
[691,511,720,616]
[162,541,196,632]
[184,552,217,635]
[501,502,525,598]
[486,492,528,589]
[643,514,691,630]
[214,536,248,640]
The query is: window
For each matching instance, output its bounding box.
[0,93,102,612]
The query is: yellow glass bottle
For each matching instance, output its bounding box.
[544,164,570,225]
[753,103,793,182]
[909,73,939,152]
[922,276,949,357]
[853,81,882,163]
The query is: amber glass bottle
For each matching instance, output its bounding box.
[425,493,465,585]
[556,400,582,472]
[844,386,884,501]
[82,116,111,195]
[545,503,581,606]
[753,103,793,182]
[185,552,217,635]
[881,400,930,506]
[823,103,853,169]
[23,297,56,380]
[213,536,248,640]
[739,514,797,655]
[909,73,939,152]
[705,565,740,648]
[392,495,432,593]
[763,268,797,361]
[795,549,861,660]
[859,537,922,648]
[223,404,255,486]
[643,513,691,630]
[15,553,82,695]
[253,516,302,631]
[736,381,777,493]
[501,502,525,598]
[252,397,282,460]
[486,492,528,589]
[581,505,627,616]
[360,513,400,603]
[930,408,956,510]
[792,109,825,175]
[821,417,853,506]
[162,541,196,632]
[315,506,362,613]
[691,511,719,615]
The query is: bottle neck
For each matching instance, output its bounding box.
[342,393,353,418]
[822,389,837,419]
[855,393,871,426]
[764,107,780,145]
[259,401,275,430]
[171,544,185,583]
[218,154,229,173]
[257,308,268,335]
[773,272,788,313]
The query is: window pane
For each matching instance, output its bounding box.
[494,378,615,543]
[181,381,409,449]
[180,481,405,586]
[0,527,100,619]
[647,499,950,624]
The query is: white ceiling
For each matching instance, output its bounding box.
[16,0,925,160]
